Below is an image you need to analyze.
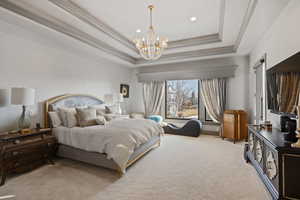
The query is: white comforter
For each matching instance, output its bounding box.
[53,119,163,172]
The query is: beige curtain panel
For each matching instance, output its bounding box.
[142,81,165,117]
[277,72,300,113]
[200,78,227,123]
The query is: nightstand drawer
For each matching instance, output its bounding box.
[4,137,56,159]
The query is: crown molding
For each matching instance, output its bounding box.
[167,34,221,49]
[0,0,257,66]
[48,0,226,52]
[0,0,136,64]
[137,65,238,82]
[136,0,257,66]
[136,45,236,65]
[49,0,138,54]
[234,0,258,51]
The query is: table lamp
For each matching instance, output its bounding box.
[0,89,10,106]
[116,93,124,114]
[11,88,35,129]
[104,94,114,105]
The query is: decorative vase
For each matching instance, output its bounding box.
[18,105,31,129]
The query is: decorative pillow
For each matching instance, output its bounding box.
[78,115,106,127]
[105,106,113,114]
[95,115,106,125]
[48,111,62,128]
[58,108,77,128]
[76,108,97,120]
[78,119,97,127]
[103,113,116,121]
[148,115,163,123]
[76,108,97,127]
[130,112,145,119]
[89,105,106,115]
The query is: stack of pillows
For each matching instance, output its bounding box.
[48,104,118,128]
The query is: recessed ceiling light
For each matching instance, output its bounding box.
[190,17,197,22]
[136,29,141,33]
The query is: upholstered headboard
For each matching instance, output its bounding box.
[44,94,104,128]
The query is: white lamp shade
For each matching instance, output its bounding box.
[11,88,35,105]
[0,88,10,106]
[104,94,114,105]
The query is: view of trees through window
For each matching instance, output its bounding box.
[166,80,199,119]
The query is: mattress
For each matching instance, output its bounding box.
[57,135,160,171]
[53,119,163,172]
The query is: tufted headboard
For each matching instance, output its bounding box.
[44,94,104,128]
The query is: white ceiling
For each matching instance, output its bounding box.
[0,0,291,67]
[72,0,221,41]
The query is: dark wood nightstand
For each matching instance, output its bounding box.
[0,128,58,186]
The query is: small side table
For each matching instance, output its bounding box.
[0,128,58,186]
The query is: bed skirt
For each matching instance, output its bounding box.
[57,135,160,173]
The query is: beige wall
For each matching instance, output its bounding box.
[249,0,300,127]
[0,17,132,132]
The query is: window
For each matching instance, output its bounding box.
[165,80,199,119]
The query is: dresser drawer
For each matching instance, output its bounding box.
[282,154,300,199]
[6,153,45,171]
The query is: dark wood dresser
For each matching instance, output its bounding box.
[245,125,300,200]
[0,129,57,186]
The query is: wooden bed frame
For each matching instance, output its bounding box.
[44,94,160,175]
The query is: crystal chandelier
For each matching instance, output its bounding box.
[133,5,168,60]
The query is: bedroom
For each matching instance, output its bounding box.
[0,0,300,200]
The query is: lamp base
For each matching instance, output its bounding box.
[116,103,122,115]
[18,105,31,129]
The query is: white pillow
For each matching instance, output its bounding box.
[76,108,97,121]
[130,112,145,119]
[48,111,62,128]
[89,104,106,109]
[95,115,106,125]
[89,104,107,115]
[58,107,77,128]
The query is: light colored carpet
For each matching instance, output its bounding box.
[0,135,270,200]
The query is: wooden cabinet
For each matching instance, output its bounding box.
[245,126,300,200]
[0,129,58,186]
[222,110,247,143]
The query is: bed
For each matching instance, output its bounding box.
[44,94,162,175]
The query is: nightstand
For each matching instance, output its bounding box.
[0,128,58,186]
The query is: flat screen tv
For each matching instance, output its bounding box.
[266,52,300,116]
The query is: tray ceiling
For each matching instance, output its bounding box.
[0,0,291,67]
[71,0,221,42]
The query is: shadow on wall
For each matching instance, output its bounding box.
[0,102,45,132]
[0,106,19,132]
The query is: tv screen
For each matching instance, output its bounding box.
[266,52,300,115]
